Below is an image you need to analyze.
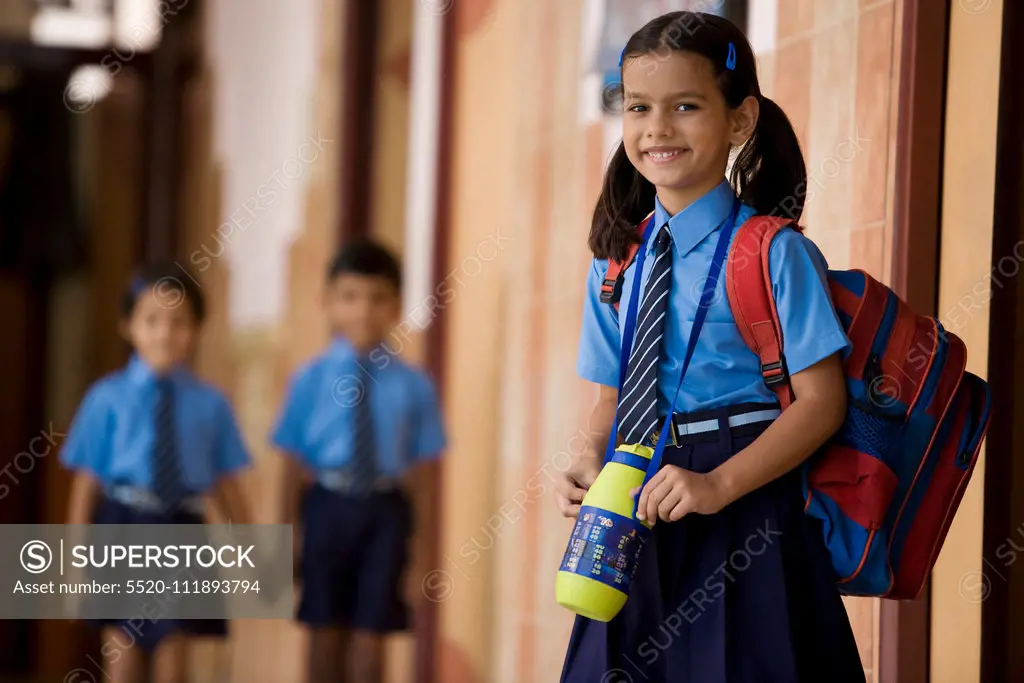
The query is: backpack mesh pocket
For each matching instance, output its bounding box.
[837,404,904,464]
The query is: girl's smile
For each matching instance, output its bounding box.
[642,146,690,165]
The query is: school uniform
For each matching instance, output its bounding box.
[272,336,446,632]
[60,355,252,652]
[563,179,866,683]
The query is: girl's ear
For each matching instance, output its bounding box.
[729,95,760,147]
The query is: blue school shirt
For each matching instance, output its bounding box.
[271,337,447,475]
[577,179,851,414]
[60,356,251,492]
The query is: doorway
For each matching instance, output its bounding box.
[0,2,199,677]
[981,0,1024,679]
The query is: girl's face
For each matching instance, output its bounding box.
[621,51,757,211]
[124,287,199,374]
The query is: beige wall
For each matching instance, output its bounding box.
[930,2,1004,681]
[438,1,519,680]
[372,0,414,256]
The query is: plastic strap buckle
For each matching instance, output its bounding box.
[761,358,789,388]
[599,276,623,304]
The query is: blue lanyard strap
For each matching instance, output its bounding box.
[600,199,742,515]
[603,214,656,465]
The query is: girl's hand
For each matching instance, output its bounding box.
[555,452,603,518]
[631,465,728,523]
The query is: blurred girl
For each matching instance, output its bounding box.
[61,263,252,683]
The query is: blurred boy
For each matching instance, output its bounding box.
[272,240,446,683]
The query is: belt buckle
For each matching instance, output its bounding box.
[649,416,678,447]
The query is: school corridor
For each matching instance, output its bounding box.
[0,0,1022,681]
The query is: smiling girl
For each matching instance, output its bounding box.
[555,12,865,683]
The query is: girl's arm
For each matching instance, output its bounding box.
[586,384,620,459]
[637,353,846,521]
[556,384,619,517]
[61,384,111,525]
[66,471,101,525]
[708,353,846,505]
[206,395,256,525]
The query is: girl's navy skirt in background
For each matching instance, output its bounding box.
[89,495,228,653]
[560,411,866,683]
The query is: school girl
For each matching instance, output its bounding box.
[555,12,866,683]
[61,263,252,683]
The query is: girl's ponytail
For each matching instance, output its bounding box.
[732,96,807,220]
[588,142,656,261]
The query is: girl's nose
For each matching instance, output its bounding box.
[646,110,673,138]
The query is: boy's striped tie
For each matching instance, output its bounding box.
[616,225,673,445]
[152,378,188,511]
[348,363,379,495]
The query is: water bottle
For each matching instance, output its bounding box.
[555,443,655,622]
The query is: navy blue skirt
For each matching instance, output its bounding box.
[88,496,228,652]
[560,418,865,683]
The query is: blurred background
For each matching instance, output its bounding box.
[0,0,1020,681]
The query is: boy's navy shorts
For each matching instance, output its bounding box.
[297,482,413,632]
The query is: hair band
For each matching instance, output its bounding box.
[618,46,627,68]
[130,275,147,297]
[726,42,737,70]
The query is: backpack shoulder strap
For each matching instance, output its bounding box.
[600,212,655,312]
[725,215,797,410]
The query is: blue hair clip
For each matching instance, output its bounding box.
[726,42,737,71]
[618,46,627,68]
[130,275,147,297]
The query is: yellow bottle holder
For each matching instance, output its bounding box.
[555,444,654,622]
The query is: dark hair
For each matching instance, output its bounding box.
[590,11,807,261]
[327,239,402,291]
[120,262,206,322]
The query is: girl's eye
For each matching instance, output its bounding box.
[676,103,698,112]
[626,104,648,113]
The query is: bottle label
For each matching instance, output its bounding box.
[559,505,650,592]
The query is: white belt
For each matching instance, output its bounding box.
[107,486,204,516]
[317,471,401,495]
[652,407,782,446]
[673,408,782,437]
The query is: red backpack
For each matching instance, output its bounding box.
[601,214,992,599]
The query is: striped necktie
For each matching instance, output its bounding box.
[348,362,379,495]
[152,378,188,511]
[617,224,673,445]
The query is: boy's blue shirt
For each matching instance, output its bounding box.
[60,355,251,492]
[271,336,447,475]
[577,178,851,413]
